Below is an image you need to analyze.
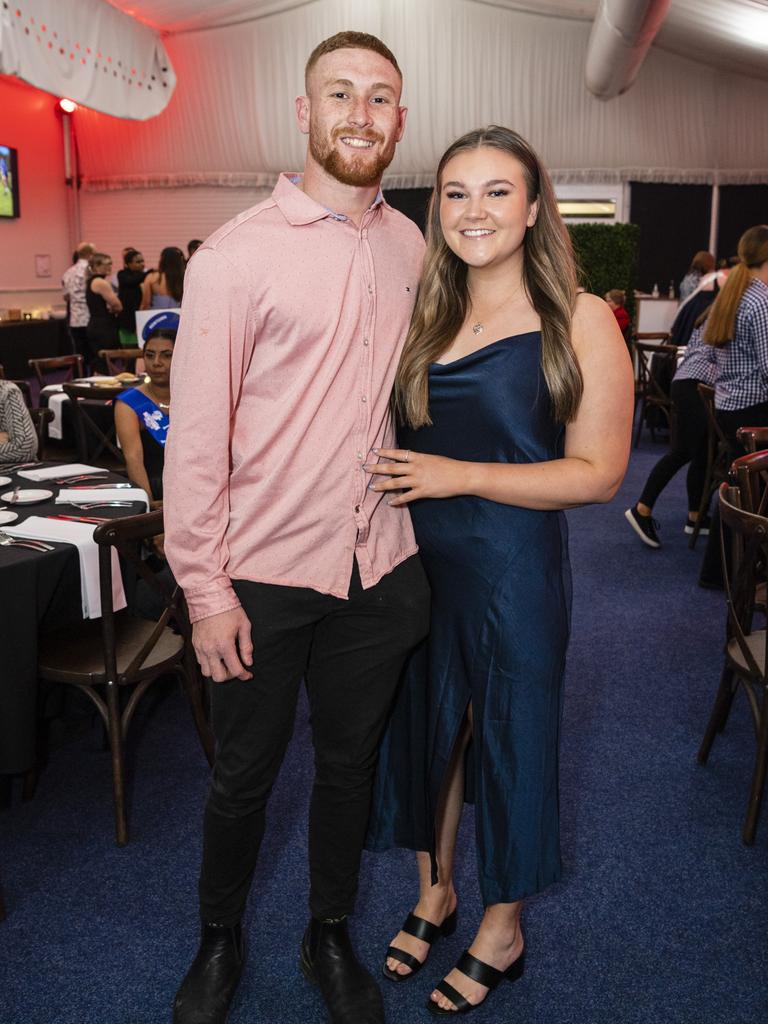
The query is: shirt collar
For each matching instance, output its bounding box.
[274,172,387,226]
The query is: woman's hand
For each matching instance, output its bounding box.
[364,448,470,506]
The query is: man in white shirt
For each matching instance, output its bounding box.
[61,241,95,358]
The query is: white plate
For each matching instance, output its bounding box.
[0,510,19,525]
[0,476,11,487]
[1,489,54,505]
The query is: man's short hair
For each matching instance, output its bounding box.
[305,31,401,92]
[77,241,95,258]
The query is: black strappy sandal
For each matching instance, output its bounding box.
[426,948,525,1015]
[382,909,458,983]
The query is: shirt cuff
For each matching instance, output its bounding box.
[184,580,243,624]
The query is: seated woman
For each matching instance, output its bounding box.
[114,312,178,502]
[604,289,630,336]
[140,246,185,310]
[0,381,38,464]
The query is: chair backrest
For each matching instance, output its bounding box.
[0,363,4,379]
[61,382,123,465]
[96,349,142,375]
[697,383,731,451]
[632,339,678,400]
[29,407,54,461]
[731,449,768,516]
[718,483,768,685]
[93,510,189,686]
[28,354,84,388]
[736,426,768,454]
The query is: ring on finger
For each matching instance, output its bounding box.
[404,450,411,463]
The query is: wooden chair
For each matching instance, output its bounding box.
[62,382,124,466]
[736,426,768,455]
[28,354,84,388]
[690,383,732,549]
[698,483,768,844]
[97,348,143,376]
[29,407,54,461]
[36,510,215,845]
[631,335,677,448]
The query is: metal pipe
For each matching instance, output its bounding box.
[586,0,672,100]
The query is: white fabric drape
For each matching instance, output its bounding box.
[72,0,768,187]
[0,0,175,120]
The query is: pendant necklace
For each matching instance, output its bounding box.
[146,384,170,410]
[469,287,522,336]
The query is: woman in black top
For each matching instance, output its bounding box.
[85,252,121,371]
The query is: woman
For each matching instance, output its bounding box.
[0,380,37,464]
[365,127,632,1015]
[140,246,185,310]
[703,225,768,448]
[85,252,122,371]
[117,248,147,347]
[624,322,717,548]
[114,312,178,501]
[679,250,715,302]
[604,288,630,335]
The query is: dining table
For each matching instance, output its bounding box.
[0,462,149,777]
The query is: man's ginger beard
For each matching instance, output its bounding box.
[309,123,396,187]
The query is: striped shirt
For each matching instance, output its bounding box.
[674,325,717,387]
[0,382,38,463]
[713,279,768,411]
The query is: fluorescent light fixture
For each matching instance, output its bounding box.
[557,199,616,218]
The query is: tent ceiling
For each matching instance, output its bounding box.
[106,0,768,82]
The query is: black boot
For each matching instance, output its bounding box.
[300,917,385,1024]
[172,922,245,1024]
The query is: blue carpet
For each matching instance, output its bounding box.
[2,440,767,1024]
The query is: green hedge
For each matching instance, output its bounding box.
[567,222,640,320]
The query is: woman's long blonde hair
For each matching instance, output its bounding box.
[395,126,582,428]
[703,225,768,347]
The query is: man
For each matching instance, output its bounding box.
[61,241,95,359]
[166,31,429,1024]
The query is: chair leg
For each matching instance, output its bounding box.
[698,666,735,764]
[179,648,215,768]
[742,692,768,845]
[105,681,128,846]
[633,396,645,449]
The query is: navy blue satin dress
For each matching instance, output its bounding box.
[367,331,571,904]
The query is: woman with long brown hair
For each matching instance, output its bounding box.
[365,126,632,1015]
[702,225,768,447]
[140,245,185,309]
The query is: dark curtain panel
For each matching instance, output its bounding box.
[383,188,431,235]
[629,183,712,296]
[717,186,768,261]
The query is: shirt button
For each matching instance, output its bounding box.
[357,451,363,460]
[367,285,373,294]
[363,337,369,346]
[361,396,367,403]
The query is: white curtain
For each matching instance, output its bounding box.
[72,0,768,188]
[0,0,175,120]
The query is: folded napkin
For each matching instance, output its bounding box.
[56,487,149,509]
[18,463,105,482]
[47,392,67,440]
[2,516,126,620]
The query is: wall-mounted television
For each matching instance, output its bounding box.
[0,146,20,218]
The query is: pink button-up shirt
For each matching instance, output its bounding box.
[164,174,425,623]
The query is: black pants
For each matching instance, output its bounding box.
[639,378,709,512]
[198,555,430,926]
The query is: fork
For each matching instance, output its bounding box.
[67,501,135,510]
[0,532,55,552]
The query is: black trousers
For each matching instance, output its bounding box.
[639,378,709,512]
[198,555,430,926]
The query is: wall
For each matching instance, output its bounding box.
[0,75,71,312]
[79,184,272,270]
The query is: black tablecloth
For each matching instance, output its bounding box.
[0,466,143,773]
[0,319,71,379]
